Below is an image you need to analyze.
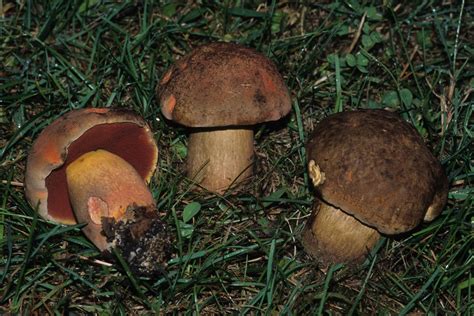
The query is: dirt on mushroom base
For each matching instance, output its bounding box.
[101,206,173,277]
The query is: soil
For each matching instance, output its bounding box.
[102,206,173,277]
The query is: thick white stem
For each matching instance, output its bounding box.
[302,199,381,265]
[187,128,254,193]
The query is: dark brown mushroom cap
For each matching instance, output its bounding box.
[158,42,291,127]
[24,108,158,225]
[306,109,448,234]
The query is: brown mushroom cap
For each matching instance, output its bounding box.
[306,109,448,234]
[24,108,158,225]
[158,42,291,127]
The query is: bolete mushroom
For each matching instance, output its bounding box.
[301,109,449,264]
[158,42,291,193]
[25,108,171,275]
[25,108,158,224]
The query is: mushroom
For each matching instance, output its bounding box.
[301,109,449,264]
[25,108,158,224]
[25,108,171,275]
[65,149,156,250]
[158,42,291,193]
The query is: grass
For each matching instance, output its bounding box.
[1,0,472,314]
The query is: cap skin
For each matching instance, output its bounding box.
[24,108,158,225]
[302,109,449,264]
[159,42,291,127]
[158,42,291,192]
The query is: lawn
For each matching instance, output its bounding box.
[0,1,472,314]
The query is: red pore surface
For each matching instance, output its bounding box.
[45,123,155,221]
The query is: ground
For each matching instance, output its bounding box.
[0,1,472,314]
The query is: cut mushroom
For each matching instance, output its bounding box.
[25,108,171,275]
[302,109,449,264]
[66,149,171,275]
[158,42,291,193]
[25,108,158,224]
[66,149,155,250]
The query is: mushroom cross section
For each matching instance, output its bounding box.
[66,149,156,251]
[25,108,171,275]
[24,108,158,225]
[158,42,291,193]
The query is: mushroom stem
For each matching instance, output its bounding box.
[66,149,156,251]
[187,128,254,193]
[302,199,381,265]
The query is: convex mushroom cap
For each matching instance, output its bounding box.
[302,109,449,264]
[25,108,159,225]
[158,42,291,192]
[159,42,291,127]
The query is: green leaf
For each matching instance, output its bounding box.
[368,99,381,109]
[366,6,382,21]
[162,3,177,17]
[227,8,266,18]
[262,187,287,208]
[78,0,100,13]
[382,90,400,108]
[347,0,362,12]
[416,29,433,48]
[337,24,350,36]
[356,53,369,67]
[361,34,374,50]
[12,106,25,129]
[183,202,201,223]
[356,53,369,73]
[180,8,206,23]
[346,53,356,67]
[327,53,336,65]
[257,217,272,235]
[356,65,368,73]
[370,31,383,43]
[399,88,413,107]
[448,188,472,200]
[0,107,8,124]
[362,23,370,34]
[172,141,187,159]
[339,56,347,68]
[271,11,285,34]
[178,221,194,238]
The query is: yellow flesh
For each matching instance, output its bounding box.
[66,149,154,222]
[65,149,154,250]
